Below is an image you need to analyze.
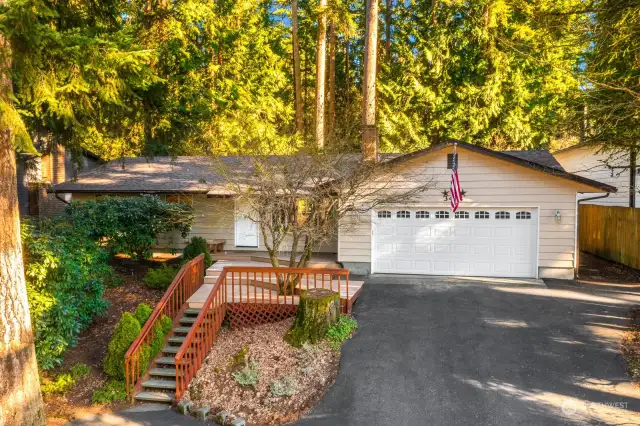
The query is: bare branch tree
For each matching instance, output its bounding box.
[211,148,436,291]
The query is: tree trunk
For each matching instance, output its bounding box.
[362,0,379,162]
[345,38,350,95]
[0,24,46,426]
[315,0,328,148]
[327,21,336,144]
[286,289,340,347]
[385,0,392,60]
[292,0,304,134]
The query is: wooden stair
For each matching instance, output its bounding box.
[133,308,201,403]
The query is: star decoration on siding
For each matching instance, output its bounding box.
[442,189,466,201]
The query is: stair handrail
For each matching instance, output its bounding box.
[174,267,227,400]
[124,254,205,399]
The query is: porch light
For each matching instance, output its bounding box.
[555,209,562,223]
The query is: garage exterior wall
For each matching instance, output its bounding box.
[71,193,337,254]
[554,146,630,207]
[338,146,603,279]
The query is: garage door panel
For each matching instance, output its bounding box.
[373,207,537,278]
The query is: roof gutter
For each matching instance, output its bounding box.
[574,193,611,279]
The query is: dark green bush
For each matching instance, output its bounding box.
[103,313,141,379]
[67,195,194,260]
[183,236,213,268]
[103,305,173,379]
[143,264,178,289]
[22,218,111,369]
[134,303,153,326]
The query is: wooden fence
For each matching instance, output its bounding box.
[579,204,640,270]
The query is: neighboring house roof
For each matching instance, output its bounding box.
[51,140,617,195]
[501,150,565,171]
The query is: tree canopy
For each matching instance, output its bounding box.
[0,0,638,157]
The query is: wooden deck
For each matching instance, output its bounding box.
[187,259,364,310]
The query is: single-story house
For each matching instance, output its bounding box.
[554,143,637,207]
[52,140,616,280]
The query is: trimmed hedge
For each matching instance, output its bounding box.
[143,264,178,290]
[103,304,173,379]
[183,236,213,268]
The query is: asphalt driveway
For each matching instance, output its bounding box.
[296,276,640,426]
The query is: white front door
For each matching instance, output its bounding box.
[372,207,538,278]
[235,200,259,247]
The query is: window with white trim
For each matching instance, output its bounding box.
[516,211,532,220]
[435,210,450,219]
[416,211,429,219]
[454,211,470,219]
[495,211,510,219]
[377,210,391,219]
[396,210,411,219]
[475,211,490,219]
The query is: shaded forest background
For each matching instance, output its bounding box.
[0,0,638,159]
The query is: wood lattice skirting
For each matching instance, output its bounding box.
[226,303,298,329]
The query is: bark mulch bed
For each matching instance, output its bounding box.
[43,255,179,426]
[182,318,340,425]
[622,307,640,385]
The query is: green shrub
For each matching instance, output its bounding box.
[183,236,213,268]
[134,303,153,326]
[22,218,111,369]
[67,195,194,260]
[326,316,358,350]
[104,313,141,379]
[40,373,75,397]
[92,380,127,404]
[232,360,260,388]
[70,363,91,380]
[143,264,178,290]
[269,376,297,397]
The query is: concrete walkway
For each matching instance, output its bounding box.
[296,275,640,426]
[67,404,206,426]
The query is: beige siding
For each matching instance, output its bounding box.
[339,146,603,272]
[71,194,336,254]
[554,146,631,206]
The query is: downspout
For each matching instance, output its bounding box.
[575,193,610,279]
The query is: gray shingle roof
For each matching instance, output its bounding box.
[501,150,565,171]
[52,145,614,194]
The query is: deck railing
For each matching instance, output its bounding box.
[173,266,350,399]
[124,254,205,399]
[174,269,227,400]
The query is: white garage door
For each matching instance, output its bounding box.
[372,208,538,278]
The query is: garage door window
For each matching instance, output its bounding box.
[378,210,391,219]
[475,211,490,219]
[516,211,532,220]
[454,211,470,219]
[495,211,510,219]
[416,211,430,219]
[396,210,411,219]
[435,211,450,219]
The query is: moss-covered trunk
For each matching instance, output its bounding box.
[286,289,340,347]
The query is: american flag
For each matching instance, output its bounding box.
[450,145,463,212]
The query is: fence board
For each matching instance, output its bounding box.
[579,205,640,270]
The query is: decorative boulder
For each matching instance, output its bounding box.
[286,288,340,347]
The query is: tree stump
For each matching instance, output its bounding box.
[286,288,340,347]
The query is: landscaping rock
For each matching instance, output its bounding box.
[177,401,192,415]
[230,418,246,426]
[196,407,210,421]
[215,410,232,425]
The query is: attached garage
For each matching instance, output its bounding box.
[372,207,538,278]
[338,141,618,280]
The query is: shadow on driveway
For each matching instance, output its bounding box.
[296,275,640,426]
